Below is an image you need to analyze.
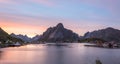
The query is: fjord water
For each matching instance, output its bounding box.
[0,43,120,64]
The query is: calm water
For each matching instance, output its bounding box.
[0,43,120,64]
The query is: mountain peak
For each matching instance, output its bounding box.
[106,27,114,30]
[56,23,64,28]
[39,23,79,42]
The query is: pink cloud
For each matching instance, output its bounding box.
[0,12,48,37]
[0,13,113,37]
[0,20,47,37]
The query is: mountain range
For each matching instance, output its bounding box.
[1,23,120,43]
[10,33,41,42]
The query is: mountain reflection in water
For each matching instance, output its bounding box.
[0,43,120,64]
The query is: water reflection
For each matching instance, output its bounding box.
[0,51,3,59]
[45,45,65,64]
[0,43,120,64]
[0,45,47,64]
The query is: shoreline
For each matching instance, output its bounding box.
[1,43,120,49]
[84,44,120,49]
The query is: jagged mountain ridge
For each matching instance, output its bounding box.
[10,33,41,42]
[10,33,32,42]
[38,23,79,42]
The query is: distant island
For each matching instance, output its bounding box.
[1,23,120,48]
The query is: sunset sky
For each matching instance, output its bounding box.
[0,0,120,37]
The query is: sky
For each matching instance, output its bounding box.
[0,0,120,37]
